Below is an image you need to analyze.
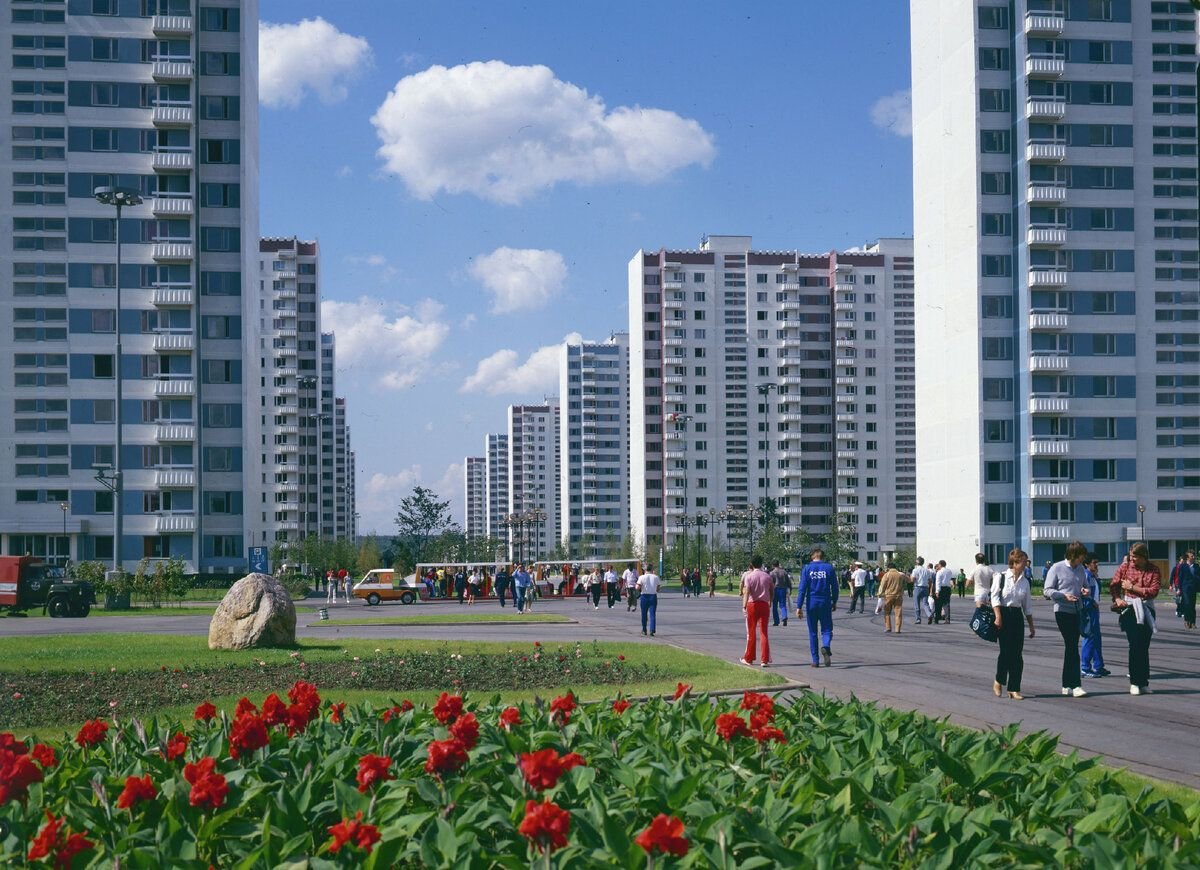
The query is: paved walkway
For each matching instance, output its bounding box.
[2,591,1197,788]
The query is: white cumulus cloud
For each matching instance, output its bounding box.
[469,247,567,314]
[869,88,912,137]
[370,60,716,204]
[320,297,449,390]
[460,333,582,397]
[260,18,372,108]
[358,467,422,533]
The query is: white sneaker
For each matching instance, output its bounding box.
[1130,685,1141,696]
[1061,688,1070,696]
[1071,687,1089,698]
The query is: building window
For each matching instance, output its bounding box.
[982,213,1011,235]
[982,295,1013,318]
[981,255,1012,277]
[981,172,1011,195]
[984,420,1012,442]
[985,502,1013,524]
[979,88,1010,112]
[978,6,1008,29]
[979,48,1009,71]
[980,130,1010,153]
[982,378,1013,401]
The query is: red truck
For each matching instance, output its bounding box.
[0,556,95,618]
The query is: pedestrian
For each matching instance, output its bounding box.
[512,563,531,614]
[1044,540,1089,698]
[848,562,868,614]
[796,548,838,668]
[934,560,954,623]
[494,564,510,607]
[1080,554,1108,678]
[707,567,717,598]
[955,568,967,599]
[325,570,336,605]
[588,566,603,610]
[341,570,351,604]
[623,562,639,612]
[1170,554,1186,619]
[1179,550,1197,630]
[636,565,661,637]
[991,548,1036,701]
[866,565,878,599]
[604,564,620,609]
[911,557,933,624]
[877,562,905,633]
[454,566,466,604]
[769,560,791,626]
[970,553,993,614]
[739,554,774,668]
[680,567,691,598]
[1110,543,1162,696]
[466,568,480,605]
[692,567,703,598]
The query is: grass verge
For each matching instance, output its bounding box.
[313,612,571,627]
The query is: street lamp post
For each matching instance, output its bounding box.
[756,383,778,537]
[94,186,143,574]
[708,507,717,576]
[1138,503,1146,544]
[59,502,69,567]
[695,512,707,575]
[678,514,691,581]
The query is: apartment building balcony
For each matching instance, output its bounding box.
[834,281,856,293]
[780,280,801,291]
[155,468,195,488]
[152,102,193,127]
[155,423,195,442]
[835,413,855,424]
[1030,311,1069,330]
[835,356,855,367]
[662,278,684,290]
[1028,268,1067,286]
[663,447,685,460]
[277,424,299,436]
[836,467,856,478]
[274,285,297,300]
[836,431,855,442]
[1026,53,1065,77]
[276,326,297,338]
[277,521,300,532]
[1029,438,1070,456]
[153,330,193,352]
[779,468,803,479]
[779,448,804,460]
[1026,97,1067,121]
[151,284,192,306]
[152,242,193,262]
[1027,182,1067,203]
[152,14,193,36]
[277,443,299,454]
[662,294,686,310]
[662,335,685,347]
[153,377,194,397]
[1031,482,1071,499]
[275,383,297,396]
[152,59,193,82]
[152,148,192,172]
[663,487,686,498]
[663,375,686,385]
[1028,225,1067,247]
[1030,353,1069,371]
[151,195,192,216]
[275,365,298,378]
[835,338,855,349]
[274,404,299,416]
[1025,11,1064,35]
[835,319,855,330]
[835,376,856,386]
[834,300,853,312]
[275,461,298,474]
[836,486,857,497]
[155,514,196,533]
[780,299,802,311]
[778,413,805,423]
[1026,139,1066,162]
[1029,395,1070,415]
[1030,523,1071,541]
[277,482,299,493]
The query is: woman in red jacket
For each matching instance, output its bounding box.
[1110,542,1161,696]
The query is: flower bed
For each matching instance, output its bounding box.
[2,673,1197,867]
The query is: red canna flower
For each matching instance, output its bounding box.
[26,810,93,867]
[228,713,269,759]
[0,733,20,751]
[74,719,108,748]
[287,681,321,726]
[611,698,631,715]
[617,654,625,661]
[261,693,288,728]
[549,692,576,725]
[635,813,690,857]
[31,743,56,769]
[330,702,346,724]
[561,752,586,772]
[183,757,228,811]
[519,748,587,791]
[518,798,571,853]
[673,682,692,700]
[741,691,774,716]
[448,712,479,750]
[715,712,749,741]
[749,708,773,731]
[752,725,786,744]
[163,732,189,761]
[115,774,157,810]
[0,749,43,804]
[234,697,258,717]
[327,811,381,855]
[399,699,414,712]
[424,738,469,776]
[356,754,393,793]
[193,701,218,722]
[432,692,463,725]
[499,706,522,729]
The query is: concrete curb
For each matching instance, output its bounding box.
[304,617,580,629]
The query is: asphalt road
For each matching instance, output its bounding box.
[2,591,1197,788]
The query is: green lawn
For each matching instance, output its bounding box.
[314,612,571,627]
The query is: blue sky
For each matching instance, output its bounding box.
[257,0,914,534]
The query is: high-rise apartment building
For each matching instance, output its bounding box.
[559,333,630,556]
[507,402,560,563]
[628,235,917,562]
[332,395,354,541]
[0,0,259,573]
[912,0,1199,568]
[464,455,485,539]
[484,432,508,542]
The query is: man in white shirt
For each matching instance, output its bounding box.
[911,558,934,625]
[848,562,869,614]
[622,563,639,612]
[970,553,994,611]
[636,568,661,636]
[934,560,955,623]
[604,565,620,609]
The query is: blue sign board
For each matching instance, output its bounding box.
[248,546,269,574]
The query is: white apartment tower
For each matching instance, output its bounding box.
[628,235,917,562]
[0,0,260,573]
[507,402,560,563]
[484,432,508,542]
[912,0,1199,569]
[332,395,354,541]
[559,333,630,556]
[464,455,485,539]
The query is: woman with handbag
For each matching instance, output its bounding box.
[1110,543,1161,696]
[991,548,1036,700]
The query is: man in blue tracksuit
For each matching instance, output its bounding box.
[797,548,839,667]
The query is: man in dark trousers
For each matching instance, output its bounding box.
[769,561,792,626]
[494,564,510,607]
[454,566,467,604]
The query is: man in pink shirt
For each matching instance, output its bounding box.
[740,554,775,667]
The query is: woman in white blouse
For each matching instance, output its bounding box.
[991,548,1037,700]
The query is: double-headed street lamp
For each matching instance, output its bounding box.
[93,186,143,574]
[1138,503,1146,544]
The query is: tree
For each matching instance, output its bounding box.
[793,515,861,571]
[356,535,382,575]
[393,487,452,564]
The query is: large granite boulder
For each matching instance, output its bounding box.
[208,573,297,650]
